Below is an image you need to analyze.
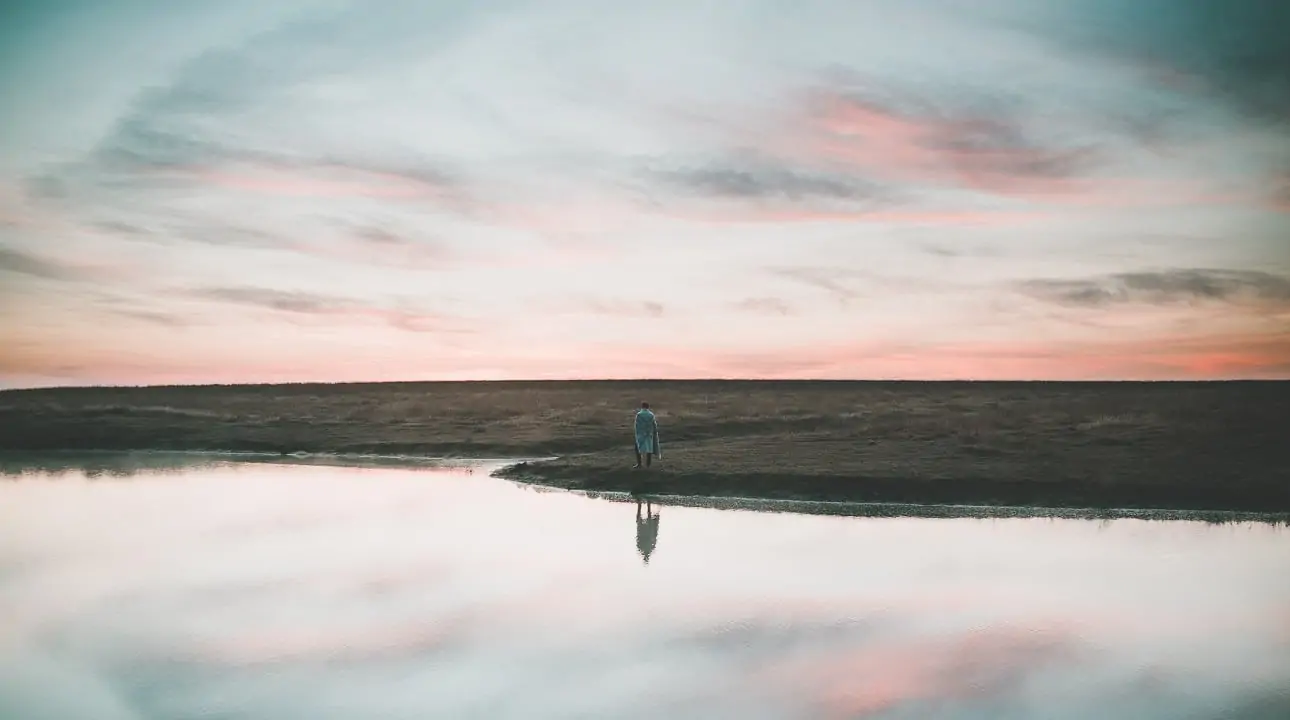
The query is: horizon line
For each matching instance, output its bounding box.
[4,377,1288,393]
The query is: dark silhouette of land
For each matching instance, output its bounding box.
[1,380,1287,512]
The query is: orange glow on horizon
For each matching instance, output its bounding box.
[4,327,1287,387]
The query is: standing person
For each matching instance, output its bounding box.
[633,401,661,469]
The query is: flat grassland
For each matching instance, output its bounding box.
[2,380,1287,512]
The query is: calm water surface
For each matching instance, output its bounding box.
[2,458,1288,719]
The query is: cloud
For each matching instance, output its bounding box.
[108,309,189,328]
[628,151,963,227]
[769,267,868,304]
[88,208,462,276]
[21,174,69,201]
[88,219,152,237]
[88,210,456,270]
[84,18,386,171]
[578,298,666,318]
[187,286,468,333]
[789,73,1106,200]
[732,297,794,316]
[768,265,958,304]
[190,287,342,314]
[85,212,292,251]
[344,225,453,267]
[919,242,1005,259]
[1020,269,1290,307]
[177,221,288,250]
[642,154,882,202]
[23,9,472,219]
[0,247,77,281]
[354,226,410,246]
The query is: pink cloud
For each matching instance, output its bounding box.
[772,89,1217,208]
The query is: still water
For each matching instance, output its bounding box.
[2,457,1288,719]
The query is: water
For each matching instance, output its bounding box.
[2,457,1288,719]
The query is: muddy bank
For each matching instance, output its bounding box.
[494,459,1290,514]
[512,483,1290,525]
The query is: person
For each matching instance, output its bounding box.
[633,401,661,469]
[636,498,660,564]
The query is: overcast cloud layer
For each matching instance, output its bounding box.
[2,0,1288,385]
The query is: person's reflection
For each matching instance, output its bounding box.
[635,498,660,565]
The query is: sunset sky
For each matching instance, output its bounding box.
[2,0,1288,387]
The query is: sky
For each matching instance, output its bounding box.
[1,0,1288,387]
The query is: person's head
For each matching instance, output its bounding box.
[641,401,650,409]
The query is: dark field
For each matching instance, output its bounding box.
[2,380,1288,512]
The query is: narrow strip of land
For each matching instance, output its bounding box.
[2,380,1287,512]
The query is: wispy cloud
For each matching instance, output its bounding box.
[768,265,960,304]
[789,81,1125,204]
[109,308,190,328]
[187,286,469,333]
[1020,269,1290,307]
[642,154,885,203]
[189,287,344,314]
[0,247,77,281]
[920,242,1005,259]
[732,297,795,316]
[577,298,666,319]
[87,218,151,237]
[769,267,869,304]
[343,224,453,267]
[21,12,476,229]
[354,226,410,246]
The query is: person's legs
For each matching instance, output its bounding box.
[633,446,642,468]
[645,452,652,468]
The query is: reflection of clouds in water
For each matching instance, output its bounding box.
[770,625,1078,716]
[1,462,1289,719]
[0,652,142,720]
[181,619,462,666]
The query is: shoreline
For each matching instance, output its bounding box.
[0,449,545,475]
[3,449,1288,524]
[512,482,1290,525]
[492,459,1290,515]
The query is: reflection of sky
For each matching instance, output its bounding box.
[2,1,1290,386]
[2,463,1287,718]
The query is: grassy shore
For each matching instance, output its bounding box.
[2,380,1288,512]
